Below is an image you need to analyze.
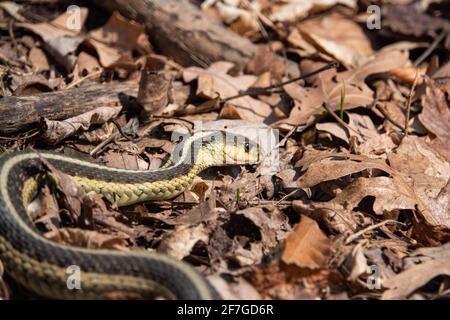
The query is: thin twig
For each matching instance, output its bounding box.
[404,71,420,135]
[372,102,404,131]
[414,30,447,67]
[0,129,40,141]
[111,119,137,142]
[323,103,364,139]
[66,70,103,89]
[90,118,136,157]
[345,220,406,245]
[221,61,339,104]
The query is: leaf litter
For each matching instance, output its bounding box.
[0,0,449,301]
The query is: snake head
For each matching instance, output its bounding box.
[177,131,261,167]
[220,133,260,166]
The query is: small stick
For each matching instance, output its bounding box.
[372,102,404,131]
[66,70,103,89]
[323,103,364,139]
[221,61,339,104]
[345,220,406,245]
[413,31,447,67]
[404,71,420,135]
[90,118,136,157]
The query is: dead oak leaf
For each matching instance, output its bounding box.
[211,207,290,270]
[383,4,450,49]
[298,12,373,68]
[38,155,84,221]
[87,11,146,68]
[183,61,272,122]
[207,275,261,300]
[276,50,409,129]
[295,149,395,188]
[388,136,450,228]
[18,7,87,41]
[18,8,88,71]
[41,106,122,144]
[269,0,357,23]
[333,177,417,215]
[293,177,417,235]
[418,80,450,162]
[282,215,332,269]
[295,146,450,240]
[45,228,128,250]
[382,242,450,299]
[157,224,209,260]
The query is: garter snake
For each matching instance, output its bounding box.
[0,131,260,299]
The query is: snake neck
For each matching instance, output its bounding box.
[71,161,209,206]
[19,155,213,208]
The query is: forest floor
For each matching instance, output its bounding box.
[0,0,449,300]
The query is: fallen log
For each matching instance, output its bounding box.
[92,0,256,70]
[0,82,138,134]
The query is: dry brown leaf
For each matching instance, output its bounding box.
[347,242,369,283]
[168,195,216,226]
[294,145,450,240]
[39,156,84,221]
[316,122,349,143]
[388,136,450,228]
[32,185,61,232]
[276,50,409,129]
[383,4,450,49]
[11,76,54,96]
[183,61,272,122]
[87,11,146,68]
[295,149,394,188]
[100,150,150,171]
[317,113,391,155]
[347,113,396,157]
[293,176,418,234]
[282,215,332,269]
[29,47,50,72]
[298,12,373,68]
[41,106,122,144]
[382,243,450,299]
[18,8,87,41]
[45,228,128,250]
[209,207,290,270]
[80,122,116,144]
[18,8,88,71]
[80,192,135,237]
[233,207,290,254]
[158,224,209,260]
[206,1,260,38]
[207,275,261,300]
[73,52,102,78]
[418,80,450,161]
[0,1,25,22]
[246,45,285,80]
[270,0,357,22]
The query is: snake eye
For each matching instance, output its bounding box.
[244,142,250,153]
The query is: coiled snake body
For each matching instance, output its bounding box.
[0,131,260,299]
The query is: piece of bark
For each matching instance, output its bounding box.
[0,82,138,134]
[92,0,256,70]
[137,55,172,119]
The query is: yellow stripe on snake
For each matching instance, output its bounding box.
[0,131,260,299]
